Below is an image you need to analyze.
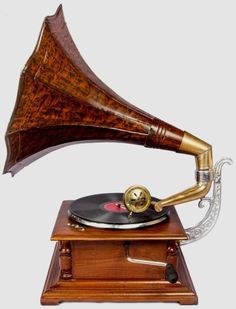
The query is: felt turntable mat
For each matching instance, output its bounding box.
[69,193,169,225]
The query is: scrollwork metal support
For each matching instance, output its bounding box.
[181,157,232,245]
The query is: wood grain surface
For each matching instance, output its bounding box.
[41,200,197,305]
[51,200,188,241]
[4,5,184,174]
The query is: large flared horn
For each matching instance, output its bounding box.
[4,5,213,211]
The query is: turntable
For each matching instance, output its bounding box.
[3,5,232,305]
[68,193,169,229]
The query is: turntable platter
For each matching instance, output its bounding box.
[68,193,169,229]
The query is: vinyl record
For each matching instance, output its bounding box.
[68,193,169,229]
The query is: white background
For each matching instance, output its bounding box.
[0,0,235,308]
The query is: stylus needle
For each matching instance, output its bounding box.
[128,212,133,220]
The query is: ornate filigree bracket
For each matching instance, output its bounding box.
[181,157,232,245]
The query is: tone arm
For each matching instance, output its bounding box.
[154,132,213,212]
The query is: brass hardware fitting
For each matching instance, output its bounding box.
[154,131,213,212]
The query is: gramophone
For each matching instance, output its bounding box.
[4,5,231,305]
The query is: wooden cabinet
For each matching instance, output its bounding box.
[41,201,197,305]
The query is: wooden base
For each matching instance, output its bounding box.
[41,201,198,305]
[41,243,197,305]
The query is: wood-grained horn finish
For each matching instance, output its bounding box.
[4,5,184,175]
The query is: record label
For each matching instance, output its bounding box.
[103,202,127,213]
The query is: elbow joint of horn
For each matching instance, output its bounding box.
[179,132,213,170]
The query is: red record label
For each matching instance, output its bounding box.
[103,202,128,213]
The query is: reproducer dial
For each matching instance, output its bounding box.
[123,185,151,213]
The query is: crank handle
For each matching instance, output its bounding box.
[124,242,178,284]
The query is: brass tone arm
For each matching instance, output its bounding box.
[154,132,213,212]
